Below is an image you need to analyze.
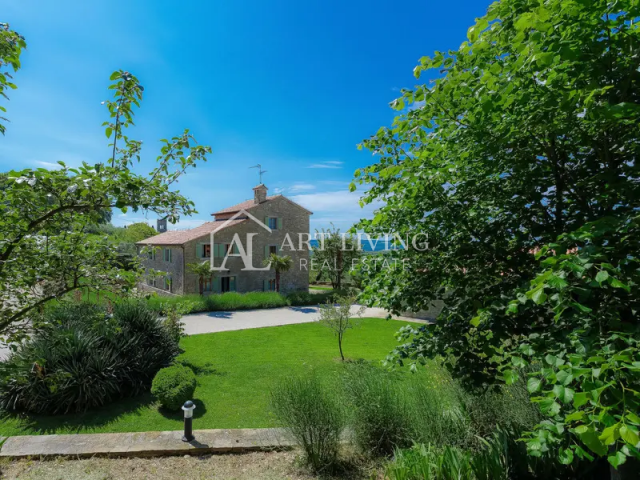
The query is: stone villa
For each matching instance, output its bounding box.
[137,184,312,295]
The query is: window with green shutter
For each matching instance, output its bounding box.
[265,217,280,230]
[163,248,172,263]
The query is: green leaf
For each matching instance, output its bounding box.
[556,370,574,386]
[608,451,627,468]
[595,270,609,283]
[105,127,113,139]
[578,428,607,456]
[565,411,584,422]
[620,425,640,446]
[503,369,518,385]
[527,377,542,393]
[599,424,620,445]
[559,448,574,465]
[532,287,547,305]
[609,278,630,291]
[573,392,590,408]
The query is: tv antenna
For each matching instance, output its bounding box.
[250,164,267,184]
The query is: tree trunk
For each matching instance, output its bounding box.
[338,333,344,361]
[199,277,203,296]
[276,271,280,292]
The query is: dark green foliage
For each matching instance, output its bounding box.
[270,375,344,472]
[0,301,179,414]
[352,0,640,468]
[151,365,196,411]
[342,363,412,456]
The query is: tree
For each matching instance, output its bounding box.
[121,222,157,244]
[263,253,293,293]
[318,295,365,361]
[0,22,26,136]
[311,225,361,290]
[352,0,640,470]
[0,70,211,343]
[187,261,214,296]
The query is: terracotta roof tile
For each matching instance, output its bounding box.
[136,219,247,245]
[212,195,279,215]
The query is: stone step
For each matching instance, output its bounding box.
[0,428,294,459]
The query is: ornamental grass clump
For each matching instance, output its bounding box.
[270,375,345,473]
[0,300,179,414]
[342,362,412,456]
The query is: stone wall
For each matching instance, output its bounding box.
[139,245,186,295]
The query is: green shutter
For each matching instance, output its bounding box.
[196,243,202,259]
[263,279,267,291]
[277,218,282,230]
[264,245,269,259]
[264,216,269,226]
[232,243,239,254]
[213,277,221,293]
[230,276,236,292]
[276,244,280,255]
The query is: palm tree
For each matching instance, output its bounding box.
[263,254,293,292]
[187,261,214,295]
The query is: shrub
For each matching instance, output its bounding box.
[151,364,197,411]
[270,375,344,472]
[0,300,179,414]
[342,363,412,456]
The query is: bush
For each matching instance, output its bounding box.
[146,291,289,314]
[151,364,197,411]
[271,375,344,472]
[0,300,179,414]
[342,363,412,456]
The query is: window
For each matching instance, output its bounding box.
[269,245,277,255]
[202,244,211,258]
[220,276,236,293]
[214,243,240,258]
[264,279,276,291]
[163,248,172,263]
[147,249,156,261]
[265,217,282,230]
[147,276,156,288]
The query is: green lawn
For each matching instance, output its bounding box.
[309,285,333,291]
[0,318,411,437]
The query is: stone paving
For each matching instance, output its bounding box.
[0,428,294,459]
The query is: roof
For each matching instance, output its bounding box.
[136,219,247,245]
[212,195,279,215]
[137,192,313,246]
[212,194,313,216]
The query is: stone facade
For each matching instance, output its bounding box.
[138,186,311,296]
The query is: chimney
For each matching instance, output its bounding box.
[253,184,268,204]
[157,218,167,233]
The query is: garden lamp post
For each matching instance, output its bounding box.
[182,400,196,442]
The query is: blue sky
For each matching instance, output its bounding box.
[1,0,489,231]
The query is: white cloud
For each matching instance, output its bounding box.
[34,161,62,170]
[288,183,316,193]
[290,190,383,230]
[307,160,343,169]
